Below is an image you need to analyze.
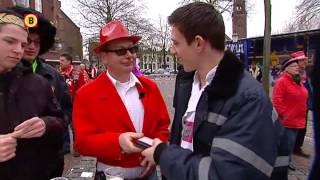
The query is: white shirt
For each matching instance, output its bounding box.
[180,66,218,151]
[107,71,144,133]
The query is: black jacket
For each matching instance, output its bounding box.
[155,51,289,180]
[23,58,72,124]
[0,64,66,180]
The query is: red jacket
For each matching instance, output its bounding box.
[272,72,308,128]
[73,72,170,167]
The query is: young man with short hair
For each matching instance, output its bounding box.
[0,8,65,179]
[142,2,288,180]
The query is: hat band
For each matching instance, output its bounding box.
[0,13,25,29]
[291,55,306,61]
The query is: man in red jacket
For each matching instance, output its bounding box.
[272,57,308,170]
[73,20,170,179]
[59,53,86,100]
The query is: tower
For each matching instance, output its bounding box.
[232,0,247,39]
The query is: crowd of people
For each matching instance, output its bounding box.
[0,2,319,180]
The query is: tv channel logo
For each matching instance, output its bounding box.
[24,14,38,28]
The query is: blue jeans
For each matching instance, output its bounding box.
[285,128,299,157]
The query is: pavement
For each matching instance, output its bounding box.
[63,75,315,180]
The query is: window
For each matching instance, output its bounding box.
[13,0,29,7]
[35,0,43,12]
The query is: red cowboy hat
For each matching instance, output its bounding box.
[290,51,307,60]
[94,20,141,53]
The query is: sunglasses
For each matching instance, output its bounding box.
[104,46,139,56]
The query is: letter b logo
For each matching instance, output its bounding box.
[24,14,38,28]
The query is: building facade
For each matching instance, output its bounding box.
[138,48,178,74]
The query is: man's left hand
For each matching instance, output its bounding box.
[14,117,46,138]
[141,138,162,165]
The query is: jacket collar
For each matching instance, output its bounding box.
[180,51,244,99]
[206,51,244,98]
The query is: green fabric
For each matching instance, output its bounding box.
[292,74,301,85]
[32,59,38,73]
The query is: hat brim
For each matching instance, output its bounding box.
[94,35,141,53]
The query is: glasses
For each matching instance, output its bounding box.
[103,46,139,56]
[27,38,40,46]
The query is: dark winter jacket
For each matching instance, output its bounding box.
[0,64,66,180]
[155,51,289,180]
[23,58,72,124]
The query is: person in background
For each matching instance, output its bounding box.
[249,61,262,82]
[289,51,310,158]
[10,6,72,161]
[132,58,143,77]
[79,63,90,84]
[59,53,86,157]
[59,53,86,100]
[90,64,98,79]
[142,2,288,180]
[0,8,65,179]
[73,20,170,180]
[272,57,308,171]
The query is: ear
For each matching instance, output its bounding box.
[194,35,206,52]
[99,52,108,65]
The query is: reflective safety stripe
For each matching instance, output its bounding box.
[272,108,278,123]
[207,112,227,125]
[274,156,290,167]
[212,138,273,177]
[199,157,212,180]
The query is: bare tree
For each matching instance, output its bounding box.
[179,0,255,15]
[73,0,154,41]
[284,0,320,32]
[180,0,233,13]
[157,17,170,68]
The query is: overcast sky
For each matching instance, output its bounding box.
[60,0,300,38]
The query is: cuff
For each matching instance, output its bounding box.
[154,143,167,164]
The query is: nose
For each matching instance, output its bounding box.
[125,50,134,58]
[13,43,25,55]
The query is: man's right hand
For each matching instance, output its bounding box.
[0,132,20,162]
[119,132,144,153]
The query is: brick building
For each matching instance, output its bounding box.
[0,0,83,65]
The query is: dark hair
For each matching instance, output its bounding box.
[9,6,56,55]
[168,2,225,51]
[60,53,73,63]
[0,8,24,31]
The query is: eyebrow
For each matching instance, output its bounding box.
[4,36,27,44]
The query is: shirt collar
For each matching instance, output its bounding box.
[106,70,141,88]
[194,65,218,86]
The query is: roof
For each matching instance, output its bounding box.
[242,28,320,41]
